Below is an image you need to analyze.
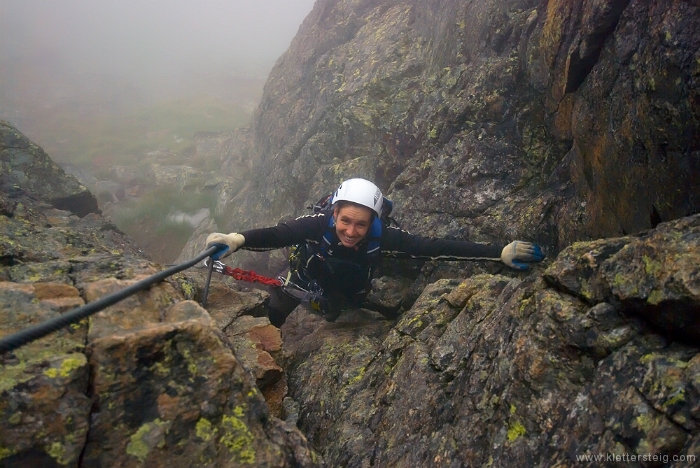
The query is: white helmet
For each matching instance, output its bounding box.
[332,178,383,217]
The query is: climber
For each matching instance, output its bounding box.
[206,178,545,326]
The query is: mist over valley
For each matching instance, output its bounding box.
[1,0,316,262]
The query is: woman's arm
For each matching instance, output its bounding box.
[381,225,545,269]
[381,225,503,261]
[239,213,328,251]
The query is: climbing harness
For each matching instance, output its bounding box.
[0,246,225,354]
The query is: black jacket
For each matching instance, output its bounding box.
[242,211,503,258]
[240,210,503,297]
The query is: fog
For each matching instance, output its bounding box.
[0,0,316,145]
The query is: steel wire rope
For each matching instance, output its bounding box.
[0,246,220,354]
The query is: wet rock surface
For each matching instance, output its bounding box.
[192,0,698,276]
[1,120,99,218]
[170,3,700,460]
[0,122,320,467]
[282,216,699,466]
[3,0,700,466]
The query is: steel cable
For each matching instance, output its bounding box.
[0,246,219,354]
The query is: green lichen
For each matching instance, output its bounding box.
[663,388,686,408]
[0,447,17,460]
[0,361,31,393]
[579,278,592,300]
[507,421,527,441]
[126,419,168,463]
[642,255,661,276]
[43,354,86,379]
[180,281,195,300]
[632,413,657,434]
[612,273,639,295]
[196,418,217,441]
[47,441,70,466]
[9,412,21,425]
[220,413,256,465]
[640,353,689,368]
[647,289,664,305]
[509,404,516,415]
[348,366,366,385]
[405,313,425,328]
[150,361,169,377]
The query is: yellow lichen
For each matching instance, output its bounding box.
[47,441,69,466]
[507,421,527,441]
[196,418,217,441]
[0,447,17,460]
[43,354,86,379]
[220,414,256,465]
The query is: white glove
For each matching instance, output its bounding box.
[206,232,245,259]
[501,241,545,270]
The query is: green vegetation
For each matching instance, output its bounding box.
[113,186,217,248]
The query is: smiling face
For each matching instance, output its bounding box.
[333,203,373,248]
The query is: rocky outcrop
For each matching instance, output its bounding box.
[0,121,320,467]
[169,3,700,465]
[190,0,698,276]
[3,0,700,466]
[0,120,99,218]
[280,214,699,466]
[151,0,700,461]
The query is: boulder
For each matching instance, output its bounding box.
[0,120,99,217]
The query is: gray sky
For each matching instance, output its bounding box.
[1,0,317,100]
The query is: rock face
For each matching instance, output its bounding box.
[197,0,698,269]
[0,120,99,218]
[171,0,699,466]
[3,0,700,466]
[0,121,319,467]
[282,215,699,466]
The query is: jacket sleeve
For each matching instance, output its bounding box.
[381,225,503,261]
[239,213,327,251]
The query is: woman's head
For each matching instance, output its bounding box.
[333,201,373,248]
[331,178,382,248]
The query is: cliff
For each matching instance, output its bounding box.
[0,121,319,467]
[203,0,698,272]
[182,0,699,465]
[2,0,699,466]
